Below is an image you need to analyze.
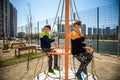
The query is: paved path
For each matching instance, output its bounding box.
[0,53,120,80]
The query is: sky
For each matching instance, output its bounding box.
[10,0,119,27]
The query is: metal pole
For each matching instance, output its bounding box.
[97,7,99,53]
[21,26,23,41]
[27,15,30,45]
[25,25,28,43]
[73,12,76,20]
[37,22,39,46]
[65,0,69,79]
[118,0,120,56]
[35,27,36,44]
[57,17,60,47]
[28,3,32,45]
[3,25,5,50]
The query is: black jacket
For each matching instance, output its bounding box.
[71,37,86,55]
[40,32,55,48]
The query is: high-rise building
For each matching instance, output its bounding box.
[98,28,102,35]
[57,24,73,38]
[61,24,64,32]
[111,28,116,35]
[88,27,92,36]
[116,26,119,35]
[10,3,13,37]
[81,24,86,35]
[93,27,98,35]
[59,24,72,32]
[0,0,3,39]
[103,29,106,35]
[10,3,17,37]
[0,0,17,39]
[0,0,10,39]
[14,7,17,37]
[106,27,110,36]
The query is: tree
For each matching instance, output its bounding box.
[18,32,25,38]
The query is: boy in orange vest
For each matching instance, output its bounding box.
[69,21,93,80]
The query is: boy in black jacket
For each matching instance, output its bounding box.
[69,21,93,80]
[40,25,59,73]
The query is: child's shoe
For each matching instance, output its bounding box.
[75,73,83,80]
[48,69,55,74]
[54,66,61,71]
[83,69,87,74]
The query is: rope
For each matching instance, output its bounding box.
[60,0,64,25]
[33,57,40,78]
[37,54,46,74]
[51,0,62,34]
[70,1,78,79]
[58,54,61,80]
[69,55,74,76]
[73,56,77,79]
[33,52,45,79]
[91,55,99,80]
[27,48,30,70]
[52,0,65,75]
[33,0,82,79]
[70,0,74,21]
[70,0,75,32]
[55,0,64,48]
[39,1,64,79]
[72,0,80,20]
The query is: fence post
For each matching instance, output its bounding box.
[37,21,39,46]
[57,17,60,47]
[97,7,99,53]
[118,0,120,56]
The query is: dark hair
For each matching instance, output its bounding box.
[44,25,51,30]
[73,20,81,26]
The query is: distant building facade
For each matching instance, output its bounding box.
[0,0,10,39]
[0,0,17,39]
[81,24,86,35]
[98,28,102,35]
[116,26,119,35]
[0,0,4,39]
[93,27,98,35]
[106,27,110,36]
[10,3,17,37]
[103,29,106,35]
[88,27,92,36]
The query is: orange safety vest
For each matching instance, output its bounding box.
[69,31,83,40]
[69,31,94,54]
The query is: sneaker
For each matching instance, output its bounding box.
[77,75,83,80]
[75,73,79,77]
[54,66,61,71]
[75,73,83,80]
[48,69,55,74]
[83,69,87,74]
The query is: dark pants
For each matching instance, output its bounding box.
[74,51,93,75]
[42,48,58,70]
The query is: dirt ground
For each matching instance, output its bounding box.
[0,40,120,80]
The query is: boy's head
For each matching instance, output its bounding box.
[73,20,81,33]
[44,25,51,34]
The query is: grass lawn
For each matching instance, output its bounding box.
[0,52,46,68]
